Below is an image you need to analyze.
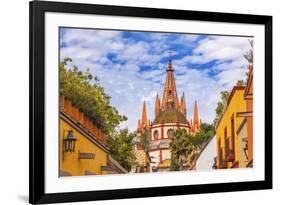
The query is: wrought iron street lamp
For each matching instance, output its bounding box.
[63,130,77,152]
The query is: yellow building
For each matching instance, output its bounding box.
[215,86,247,169]
[59,96,128,176]
[236,64,253,167]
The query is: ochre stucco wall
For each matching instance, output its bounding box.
[216,87,247,168]
[59,117,108,176]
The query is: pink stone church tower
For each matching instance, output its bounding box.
[135,55,201,173]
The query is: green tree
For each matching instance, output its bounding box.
[138,127,150,154]
[169,124,215,171]
[170,153,180,171]
[195,123,215,146]
[236,79,245,86]
[188,123,215,165]
[169,129,193,171]
[60,58,127,134]
[213,91,229,125]
[107,128,136,171]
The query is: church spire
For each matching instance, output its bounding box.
[141,101,147,127]
[155,93,161,117]
[180,92,186,117]
[193,100,199,127]
[161,51,179,111]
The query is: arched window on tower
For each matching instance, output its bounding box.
[167,129,174,138]
[153,130,159,140]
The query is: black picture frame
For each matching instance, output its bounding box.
[29,0,272,204]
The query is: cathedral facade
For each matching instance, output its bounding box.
[135,58,201,172]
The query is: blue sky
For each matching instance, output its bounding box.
[60,28,252,131]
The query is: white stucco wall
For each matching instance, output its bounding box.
[149,149,171,167]
[149,123,190,170]
[195,136,216,170]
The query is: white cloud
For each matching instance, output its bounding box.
[141,91,158,103]
[182,36,251,64]
[60,28,252,131]
[142,69,165,80]
[216,68,247,87]
[174,68,222,123]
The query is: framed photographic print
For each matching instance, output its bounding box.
[29,0,272,204]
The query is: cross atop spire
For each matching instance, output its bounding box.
[168,50,172,61]
[167,50,174,71]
